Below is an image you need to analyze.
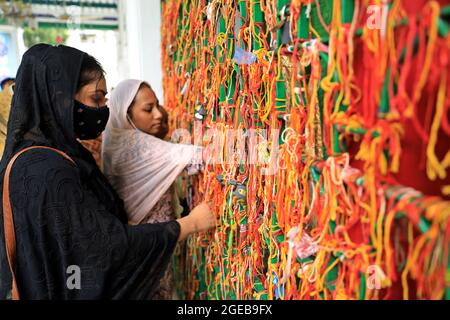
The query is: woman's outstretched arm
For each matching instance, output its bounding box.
[176,203,214,242]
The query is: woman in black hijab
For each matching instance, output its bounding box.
[0,44,214,300]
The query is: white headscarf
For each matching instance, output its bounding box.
[102,79,202,225]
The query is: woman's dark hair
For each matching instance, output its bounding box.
[76,54,105,92]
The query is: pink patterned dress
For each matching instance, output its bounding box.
[141,188,177,300]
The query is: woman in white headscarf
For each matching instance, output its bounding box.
[102,79,203,299]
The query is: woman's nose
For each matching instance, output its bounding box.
[154,107,163,120]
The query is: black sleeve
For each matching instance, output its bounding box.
[5,149,180,300]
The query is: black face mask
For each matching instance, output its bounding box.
[73,100,110,140]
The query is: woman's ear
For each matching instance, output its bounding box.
[126,106,134,121]
[127,112,139,131]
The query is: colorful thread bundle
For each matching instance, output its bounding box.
[161,0,450,300]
